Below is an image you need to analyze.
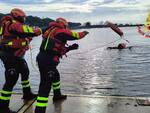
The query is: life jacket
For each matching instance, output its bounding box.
[41,22,67,57]
[0,15,29,49]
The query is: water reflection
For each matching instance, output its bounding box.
[1,27,150,96]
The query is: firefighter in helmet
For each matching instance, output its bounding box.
[35,17,89,113]
[0,8,42,113]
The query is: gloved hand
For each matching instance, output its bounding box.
[68,43,79,51]
[33,27,42,36]
[83,31,89,35]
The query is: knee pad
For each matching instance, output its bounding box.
[6,68,17,76]
[47,71,55,78]
[50,70,60,82]
[4,68,19,89]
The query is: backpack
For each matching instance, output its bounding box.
[0,15,13,37]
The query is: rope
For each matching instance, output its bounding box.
[29,45,39,73]
[70,38,122,56]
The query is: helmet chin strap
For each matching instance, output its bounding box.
[14,16,25,23]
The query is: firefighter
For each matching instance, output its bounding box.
[0,8,42,113]
[35,17,89,113]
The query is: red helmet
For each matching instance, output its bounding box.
[56,17,68,28]
[11,8,26,23]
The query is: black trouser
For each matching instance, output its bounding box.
[35,52,61,113]
[0,52,31,109]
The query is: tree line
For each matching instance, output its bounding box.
[0,13,81,28]
[0,13,143,29]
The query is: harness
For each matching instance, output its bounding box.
[43,27,67,57]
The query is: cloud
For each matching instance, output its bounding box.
[0,0,149,13]
[0,2,94,13]
[0,0,86,4]
[0,0,150,24]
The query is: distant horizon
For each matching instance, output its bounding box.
[0,0,149,24]
[0,12,145,25]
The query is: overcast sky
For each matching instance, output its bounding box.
[0,0,150,24]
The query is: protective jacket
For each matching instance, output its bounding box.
[0,15,41,57]
[40,21,86,64]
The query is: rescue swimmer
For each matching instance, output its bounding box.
[107,43,132,49]
[0,8,42,113]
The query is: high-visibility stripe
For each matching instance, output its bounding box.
[22,84,30,88]
[0,90,12,94]
[52,85,60,90]
[21,80,29,84]
[23,25,34,33]
[37,96,48,101]
[23,25,28,33]
[52,81,60,86]
[44,28,57,50]
[6,42,13,45]
[35,102,48,107]
[21,41,26,46]
[44,33,50,50]
[12,20,16,23]
[71,31,79,39]
[28,26,33,33]
[0,96,11,100]
[0,27,3,35]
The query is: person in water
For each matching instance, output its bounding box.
[107,43,132,49]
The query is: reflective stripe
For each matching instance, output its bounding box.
[21,41,26,46]
[36,102,48,107]
[0,90,12,94]
[52,85,60,90]
[0,27,3,35]
[44,33,50,50]
[12,20,16,23]
[6,42,13,45]
[44,28,57,50]
[23,25,34,33]
[72,31,79,39]
[52,81,60,86]
[28,27,33,33]
[23,25,28,33]
[0,96,11,100]
[21,80,29,84]
[22,84,30,88]
[144,22,150,31]
[37,96,48,101]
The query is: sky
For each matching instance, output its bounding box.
[0,0,150,24]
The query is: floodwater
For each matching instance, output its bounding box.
[1,27,150,97]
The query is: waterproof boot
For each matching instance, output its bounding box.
[0,97,16,113]
[35,107,47,113]
[53,94,67,102]
[0,108,17,113]
[53,90,67,102]
[22,87,37,101]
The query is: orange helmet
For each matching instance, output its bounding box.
[11,8,26,23]
[56,17,68,28]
